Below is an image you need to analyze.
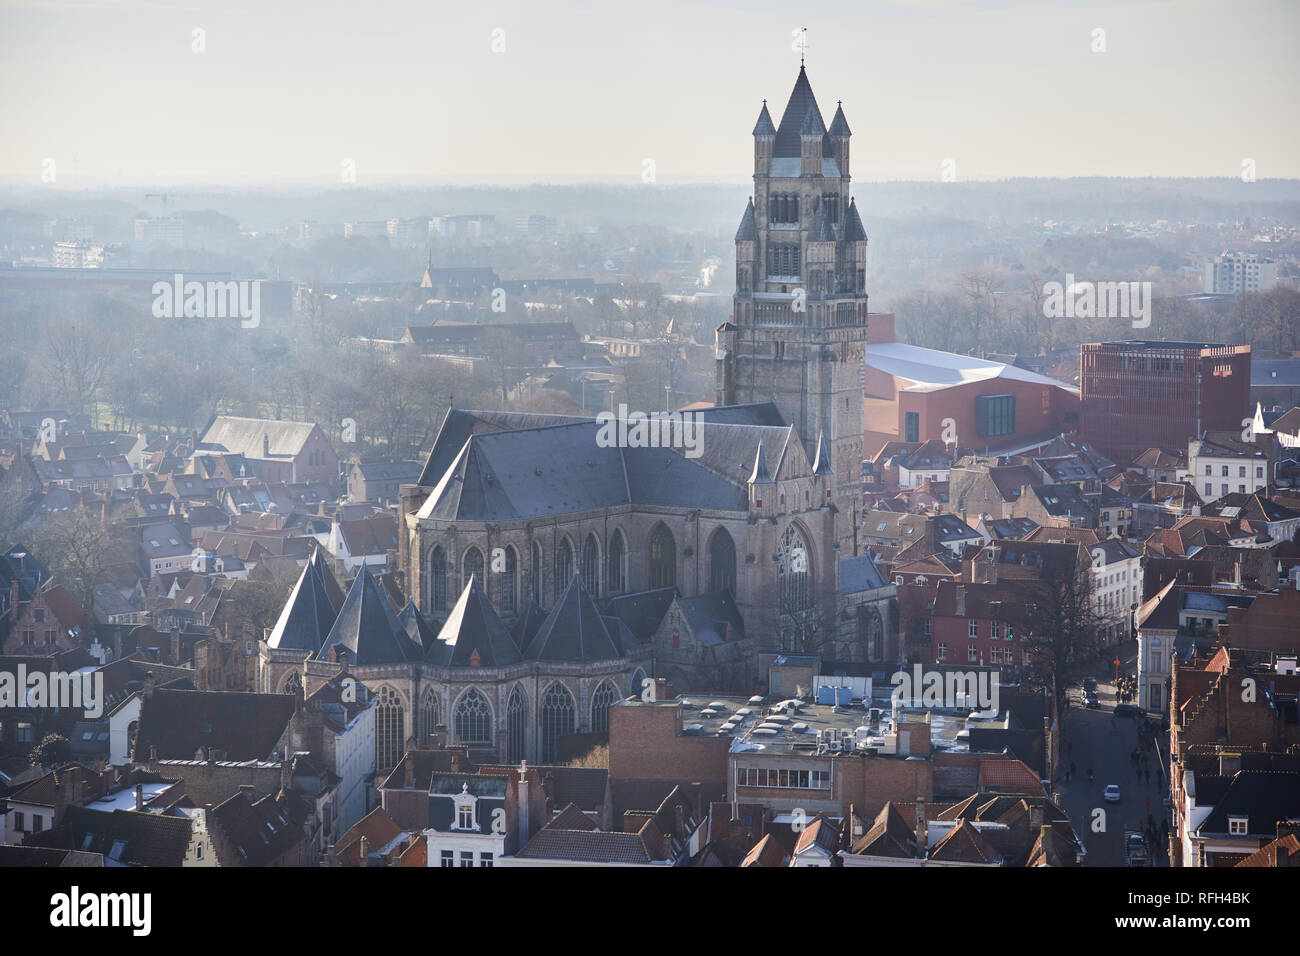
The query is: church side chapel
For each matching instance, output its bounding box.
[258,65,899,774]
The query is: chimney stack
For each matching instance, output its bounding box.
[135,783,144,811]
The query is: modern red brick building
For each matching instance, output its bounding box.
[862,332,1081,460]
[1079,340,1251,466]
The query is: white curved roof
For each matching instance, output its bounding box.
[864,342,1079,395]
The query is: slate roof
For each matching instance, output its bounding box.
[416,415,807,522]
[1196,771,1300,839]
[773,65,825,159]
[841,199,868,242]
[674,591,745,647]
[209,791,306,867]
[839,554,888,594]
[53,806,192,867]
[315,565,422,667]
[134,688,297,761]
[510,599,547,649]
[752,102,776,136]
[735,198,758,242]
[397,599,439,655]
[604,587,677,642]
[513,827,657,864]
[828,101,851,137]
[434,576,522,667]
[265,549,340,652]
[525,573,625,662]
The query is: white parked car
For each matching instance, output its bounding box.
[1104,784,1122,803]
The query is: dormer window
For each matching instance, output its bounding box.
[1228,815,1248,835]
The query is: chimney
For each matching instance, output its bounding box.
[143,670,155,698]
[955,585,966,617]
[404,757,414,790]
[263,433,270,458]
[134,783,144,811]
[358,835,370,867]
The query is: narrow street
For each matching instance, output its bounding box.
[1054,645,1171,866]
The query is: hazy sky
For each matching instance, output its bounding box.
[2,0,1297,186]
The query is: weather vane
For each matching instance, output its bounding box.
[799,26,808,67]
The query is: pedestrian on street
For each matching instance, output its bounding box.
[1088,767,1094,783]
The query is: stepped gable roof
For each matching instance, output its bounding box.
[314,565,421,666]
[266,550,339,652]
[735,198,758,241]
[434,575,522,668]
[525,573,625,662]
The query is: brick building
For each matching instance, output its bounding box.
[1080,340,1251,466]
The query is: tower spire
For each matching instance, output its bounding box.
[798,27,807,67]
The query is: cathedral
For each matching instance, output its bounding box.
[258,65,899,773]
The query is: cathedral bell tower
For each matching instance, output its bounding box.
[717,65,869,535]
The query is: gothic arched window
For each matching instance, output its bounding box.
[541,682,575,763]
[462,546,484,590]
[530,540,544,603]
[590,681,618,735]
[708,528,736,596]
[629,667,648,700]
[556,537,574,594]
[779,524,813,612]
[581,534,600,596]
[376,686,405,772]
[649,524,676,590]
[421,689,440,744]
[501,545,518,614]
[454,688,492,745]
[429,546,447,612]
[506,685,526,764]
[607,529,626,595]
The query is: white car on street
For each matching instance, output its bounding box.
[1104,784,1122,803]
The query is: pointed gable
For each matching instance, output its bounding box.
[752,102,775,137]
[436,575,522,667]
[773,65,825,158]
[828,101,851,137]
[315,566,420,666]
[735,198,758,241]
[525,573,623,662]
[266,551,339,652]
